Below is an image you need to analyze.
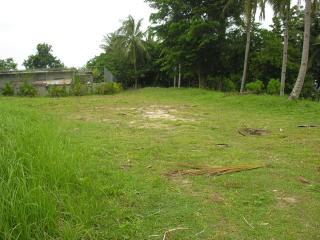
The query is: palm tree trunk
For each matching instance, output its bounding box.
[289,0,312,100]
[134,60,138,89]
[280,5,290,96]
[240,9,252,93]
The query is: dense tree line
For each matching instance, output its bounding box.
[1,1,319,100]
[87,0,319,100]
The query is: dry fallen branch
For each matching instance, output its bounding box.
[298,125,317,128]
[163,227,189,240]
[215,143,230,148]
[166,164,267,177]
[238,127,270,136]
[298,176,311,185]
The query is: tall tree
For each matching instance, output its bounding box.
[23,43,64,69]
[0,58,17,71]
[116,16,148,88]
[269,0,291,96]
[238,0,265,93]
[289,0,313,100]
[148,0,242,88]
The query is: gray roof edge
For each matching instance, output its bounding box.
[0,68,92,75]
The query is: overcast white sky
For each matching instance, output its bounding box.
[0,0,273,69]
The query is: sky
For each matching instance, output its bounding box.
[0,0,273,69]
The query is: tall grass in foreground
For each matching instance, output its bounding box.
[0,105,81,239]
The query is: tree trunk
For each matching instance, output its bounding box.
[240,9,252,94]
[289,0,312,100]
[178,64,181,88]
[198,70,202,88]
[280,4,290,96]
[134,60,138,89]
[174,75,176,88]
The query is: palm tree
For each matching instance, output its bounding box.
[268,0,291,96]
[224,0,263,93]
[117,16,148,89]
[238,0,266,93]
[289,0,313,100]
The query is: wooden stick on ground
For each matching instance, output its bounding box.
[243,216,254,229]
[163,227,189,240]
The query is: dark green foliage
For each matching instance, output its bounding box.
[23,43,64,69]
[83,1,319,98]
[95,82,122,95]
[246,80,265,94]
[86,53,107,82]
[223,79,237,92]
[301,75,318,99]
[18,81,37,97]
[48,86,68,97]
[249,28,283,85]
[267,79,281,95]
[1,82,14,96]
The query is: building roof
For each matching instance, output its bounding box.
[0,68,92,75]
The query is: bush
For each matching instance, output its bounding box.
[18,81,37,97]
[301,76,317,99]
[71,75,88,96]
[267,79,281,95]
[246,80,264,94]
[96,82,122,95]
[222,79,236,92]
[1,82,14,96]
[48,85,68,97]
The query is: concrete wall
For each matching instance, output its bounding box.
[0,71,93,95]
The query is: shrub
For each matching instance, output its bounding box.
[71,75,88,96]
[222,79,236,92]
[301,76,317,99]
[18,81,37,97]
[48,85,68,97]
[96,82,122,95]
[267,79,281,95]
[246,80,264,94]
[1,82,14,96]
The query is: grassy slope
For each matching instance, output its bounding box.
[0,88,320,239]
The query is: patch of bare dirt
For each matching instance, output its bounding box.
[143,109,177,120]
[274,190,299,207]
[140,105,195,122]
[210,192,225,203]
[170,177,192,188]
[281,197,298,204]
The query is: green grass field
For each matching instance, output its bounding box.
[1,88,320,239]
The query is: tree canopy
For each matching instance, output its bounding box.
[23,43,64,69]
[87,0,319,99]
